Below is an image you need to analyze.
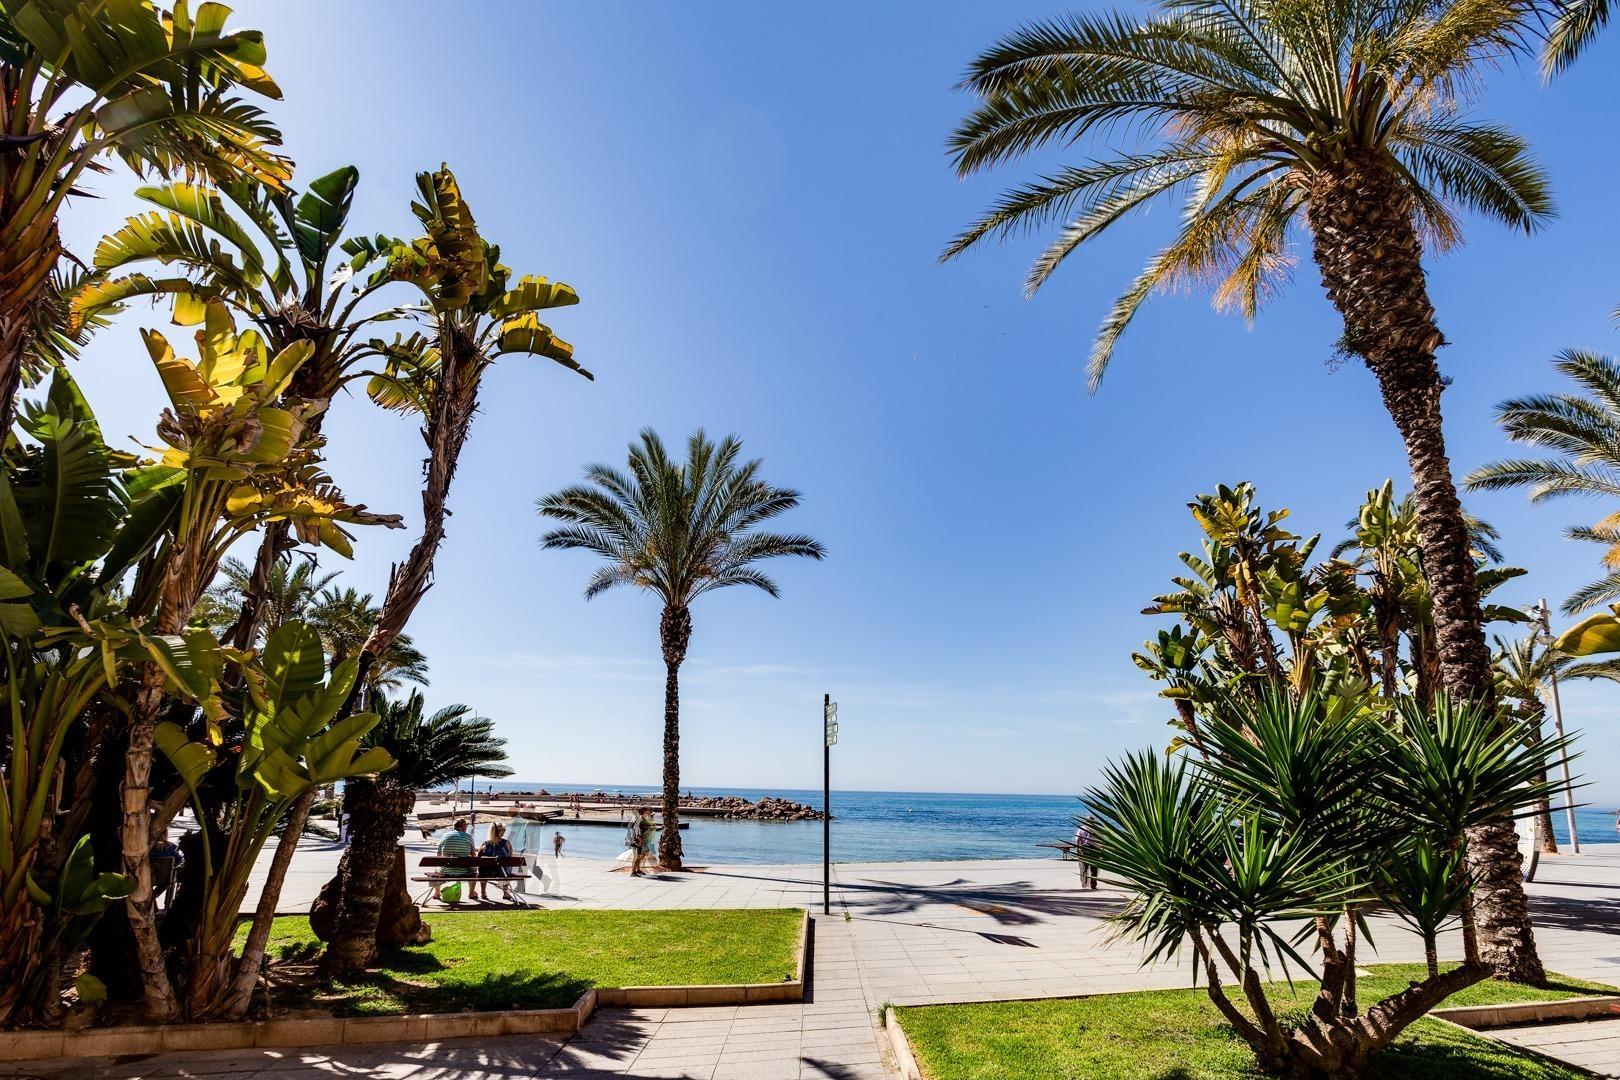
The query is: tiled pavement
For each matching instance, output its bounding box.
[12,845,1620,1078]
[1491,1018,1620,1078]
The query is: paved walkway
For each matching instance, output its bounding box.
[1492,1017,1620,1077]
[15,846,1620,1078]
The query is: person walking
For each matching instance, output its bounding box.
[553,831,565,858]
[630,812,654,876]
[1073,816,1099,890]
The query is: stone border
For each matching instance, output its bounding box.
[0,908,809,1064]
[883,1007,925,1080]
[1433,995,1620,1030]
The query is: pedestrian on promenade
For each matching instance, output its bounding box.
[1073,816,1099,890]
[553,830,566,858]
[629,812,654,876]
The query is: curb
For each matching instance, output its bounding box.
[1433,995,1620,1030]
[884,1007,925,1080]
[0,908,810,1064]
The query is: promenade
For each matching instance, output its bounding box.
[18,846,1620,1079]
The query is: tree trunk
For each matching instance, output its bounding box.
[221,789,316,1018]
[1307,155,1543,985]
[0,221,59,432]
[320,781,415,976]
[120,659,179,1022]
[376,847,430,950]
[1523,707,1559,854]
[659,605,693,871]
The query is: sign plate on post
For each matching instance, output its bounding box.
[825,701,838,746]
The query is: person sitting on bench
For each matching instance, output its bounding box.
[474,822,514,901]
[432,818,474,901]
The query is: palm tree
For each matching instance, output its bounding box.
[1542,0,1611,75]
[194,557,338,640]
[0,0,291,427]
[945,3,1552,981]
[538,430,826,870]
[1467,350,1620,614]
[305,586,429,701]
[320,692,509,975]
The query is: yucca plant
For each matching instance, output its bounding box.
[946,0,1555,978]
[1087,685,1569,1078]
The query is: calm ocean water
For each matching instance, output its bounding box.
[447,782,1620,865]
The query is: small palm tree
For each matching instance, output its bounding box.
[195,557,338,641]
[945,1,1553,982]
[1468,350,1620,614]
[321,692,510,975]
[538,430,825,870]
[306,586,429,700]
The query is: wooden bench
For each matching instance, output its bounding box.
[412,856,529,905]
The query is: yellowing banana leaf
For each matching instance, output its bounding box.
[497,314,592,380]
[488,275,580,317]
[237,406,300,464]
[144,330,216,409]
[1554,614,1620,657]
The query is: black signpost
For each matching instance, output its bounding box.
[823,694,837,915]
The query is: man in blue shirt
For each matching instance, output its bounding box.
[432,818,475,901]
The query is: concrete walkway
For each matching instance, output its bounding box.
[16,846,1620,1079]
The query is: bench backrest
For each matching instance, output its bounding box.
[420,856,526,868]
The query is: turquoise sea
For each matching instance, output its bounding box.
[453,783,1620,865]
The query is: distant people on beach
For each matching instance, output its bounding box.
[474,822,514,901]
[553,831,565,858]
[432,818,475,901]
[1073,817,1099,890]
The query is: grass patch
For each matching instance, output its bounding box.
[895,964,1616,1080]
[239,908,801,1015]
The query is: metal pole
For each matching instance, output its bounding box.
[1539,601,1580,853]
[823,693,831,916]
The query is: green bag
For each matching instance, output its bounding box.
[441,881,462,904]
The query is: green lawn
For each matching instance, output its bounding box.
[240,908,802,1015]
[895,964,1617,1080]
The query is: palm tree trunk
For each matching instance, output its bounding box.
[0,219,59,431]
[659,605,692,871]
[1523,710,1559,854]
[1307,154,1544,985]
[321,780,414,976]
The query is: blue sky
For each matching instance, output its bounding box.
[56,2,1620,801]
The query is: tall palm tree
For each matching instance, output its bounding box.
[538,430,826,870]
[1467,350,1620,614]
[0,0,291,427]
[320,693,509,975]
[946,1,1552,981]
[305,586,429,700]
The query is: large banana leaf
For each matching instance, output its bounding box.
[13,369,121,570]
[292,165,360,270]
[1555,612,1620,656]
[488,275,579,317]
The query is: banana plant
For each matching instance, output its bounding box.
[69,164,420,646]
[0,368,230,1026]
[344,165,588,701]
[0,0,291,427]
[119,300,399,1020]
[153,621,392,1019]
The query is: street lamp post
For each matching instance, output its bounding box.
[823,695,837,916]
[1529,599,1580,855]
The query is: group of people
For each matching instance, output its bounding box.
[426,818,573,902]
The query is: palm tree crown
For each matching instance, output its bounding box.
[538,429,826,606]
[1467,350,1620,613]
[366,692,511,792]
[945,0,1552,387]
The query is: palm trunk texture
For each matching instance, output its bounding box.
[659,605,692,871]
[321,781,415,975]
[1307,154,1544,984]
